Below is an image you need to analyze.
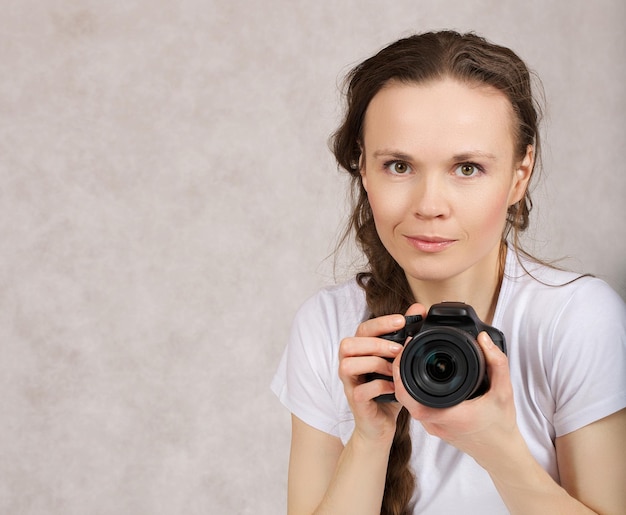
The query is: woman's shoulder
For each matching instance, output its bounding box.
[507,247,620,296]
[292,278,369,340]
[501,246,626,328]
[499,251,626,440]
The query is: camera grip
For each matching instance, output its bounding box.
[368,371,397,402]
[367,314,423,402]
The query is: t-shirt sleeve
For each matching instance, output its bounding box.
[270,292,345,437]
[550,278,626,436]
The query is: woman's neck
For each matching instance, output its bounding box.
[408,243,506,324]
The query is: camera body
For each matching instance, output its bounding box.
[371,302,506,408]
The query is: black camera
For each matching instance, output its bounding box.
[370,302,506,408]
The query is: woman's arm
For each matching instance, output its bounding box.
[287,415,393,515]
[393,332,626,514]
[287,307,426,514]
[483,409,625,514]
[556,409,626,514]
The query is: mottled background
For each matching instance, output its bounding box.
[0,1,624,514]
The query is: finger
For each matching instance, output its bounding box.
[351,377,397,404]
[391,358,408,401]
[404,303,427,318]
[355,313,406,338]
[391,355,434,419]
[477,331,509,386]
[339,355,395,382]
[339,336,403,360]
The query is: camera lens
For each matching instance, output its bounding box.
[399,327,485,408]
[425,352,456,382]
[409,340,466,397]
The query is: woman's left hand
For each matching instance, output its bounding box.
[392,331,519,469]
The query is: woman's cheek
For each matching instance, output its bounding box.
[470,190,511,238]
[377,183,416,215]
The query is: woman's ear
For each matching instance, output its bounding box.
[356,147,367,191]
[510,145,534,205]
[360,166,368,192]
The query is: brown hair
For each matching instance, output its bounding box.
[331,30,542,515]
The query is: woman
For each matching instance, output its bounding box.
[271,31,626,514]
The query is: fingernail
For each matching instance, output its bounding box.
[391,315,405,327]
[389,343,403,353]
[479,332,494,349]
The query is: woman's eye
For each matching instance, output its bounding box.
[386,161,411,175]
[455,163,481,177]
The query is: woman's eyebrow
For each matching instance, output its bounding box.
[371,149,498,161]
[372,149,413,161]
[452,150,498,162]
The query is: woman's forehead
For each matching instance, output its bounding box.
[362,79,516,159]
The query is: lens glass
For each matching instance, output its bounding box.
[410,341,466,396]
[425,351,456,382]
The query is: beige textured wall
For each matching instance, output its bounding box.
[0,1,624,514]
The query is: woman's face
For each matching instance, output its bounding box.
[360,79,532,290]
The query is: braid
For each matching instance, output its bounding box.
[382,408,415,515]
[358,263,416,514]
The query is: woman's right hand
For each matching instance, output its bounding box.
[289,304,425,514]
[338,303,427,444]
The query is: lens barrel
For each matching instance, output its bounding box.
[399,327,486,408]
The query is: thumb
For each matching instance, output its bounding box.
[477,331,509,387]
[404,303,427,318]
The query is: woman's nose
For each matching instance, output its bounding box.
[411,175,450,220]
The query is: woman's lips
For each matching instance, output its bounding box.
[405,235,457,253]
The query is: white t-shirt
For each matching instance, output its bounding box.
[271,247,626,514]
